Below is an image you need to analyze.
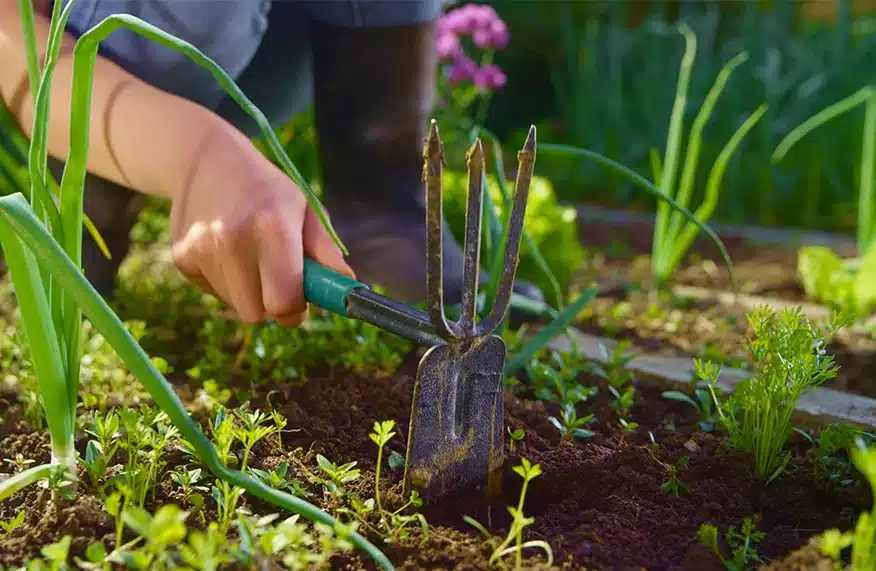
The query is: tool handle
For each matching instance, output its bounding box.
[303,257,368,317]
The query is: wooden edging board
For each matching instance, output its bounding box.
[538,326,876,430]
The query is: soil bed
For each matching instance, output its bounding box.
[572,216,876,398]
[0,359,868,569]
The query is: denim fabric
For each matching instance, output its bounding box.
[61,0,444,135]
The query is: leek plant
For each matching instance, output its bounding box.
[0,2,389,568]
[647,23,765,287]
[772,86,876,319]
[537,24,748,293]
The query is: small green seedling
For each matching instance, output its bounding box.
[661,457,690,497]
[819,439,876,568]
[698,517,765,570]
[0,511,26,539]
[549,402,595,441]
[795,424,875,485]
[465,458,553,570]
[316,454,361,503]
[508,426,525,453]
[697,306,845,482]
[369,420,396,526]
[249,462,311,498]
[663,384,719,432]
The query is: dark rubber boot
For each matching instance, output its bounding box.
[310,20,545,317]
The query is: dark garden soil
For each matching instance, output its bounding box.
[0,358,869,570]
[571,216,876,398]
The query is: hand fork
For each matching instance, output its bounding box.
[299,120,536,502]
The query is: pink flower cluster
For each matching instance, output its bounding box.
[436,3,509,91]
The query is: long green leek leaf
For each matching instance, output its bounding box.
[0,217,73,470]
[538,142,736,292]
[664,104,767,275]
[664,51,750,252]
[0,191,392,570]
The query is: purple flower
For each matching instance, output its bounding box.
[446,56,479,85]
[474,63,507,91]
[439,4,478,35]
[472,19,509,50]
[436,31,463,61]
[488,19,509,49]
[469,4,499,28]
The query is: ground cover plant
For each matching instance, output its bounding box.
[3,1,876,570]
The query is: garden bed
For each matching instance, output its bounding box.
[570,209,876,398]
[1,203,875,569]
[0,355,869,569]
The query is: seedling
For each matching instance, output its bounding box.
[698,306,845,482]
[660,457,690,497]
[549,402,595,441]
[698,517,765,570]
[819,439,876,568]
[369,420,397,527]
[464,458,553,570]
[0,511,26,538]
[507,427,525,453]
[663,384,720,432]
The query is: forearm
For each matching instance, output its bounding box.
[0,2,234,202]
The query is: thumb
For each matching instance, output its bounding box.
[302,205,355,280]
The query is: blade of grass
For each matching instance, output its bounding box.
[538,142,736,292]
[0,99,109,257]
[0,191,393,570]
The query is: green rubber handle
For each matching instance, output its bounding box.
[302,257,368,317]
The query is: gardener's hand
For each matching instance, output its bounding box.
[169,120,354,327]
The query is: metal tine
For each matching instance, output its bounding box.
[476,125,537,337]
[423,120,457,341]
[458,138,485,338]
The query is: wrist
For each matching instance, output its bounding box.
[158,106,264,202]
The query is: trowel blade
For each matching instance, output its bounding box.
[403,334,506,502]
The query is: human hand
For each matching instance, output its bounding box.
[169,125,353,327]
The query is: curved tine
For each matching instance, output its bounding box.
[476,125,537,337]
[459,138,485,337]
[424,120,456,340]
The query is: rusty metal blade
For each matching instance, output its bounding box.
[403,335,506,501]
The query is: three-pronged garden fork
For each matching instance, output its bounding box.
[300,120,536,501]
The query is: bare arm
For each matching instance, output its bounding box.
[0,0,258,201]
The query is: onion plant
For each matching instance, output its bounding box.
[0,2,388,568]
[647,23,766,287]
[772,86,876,318]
